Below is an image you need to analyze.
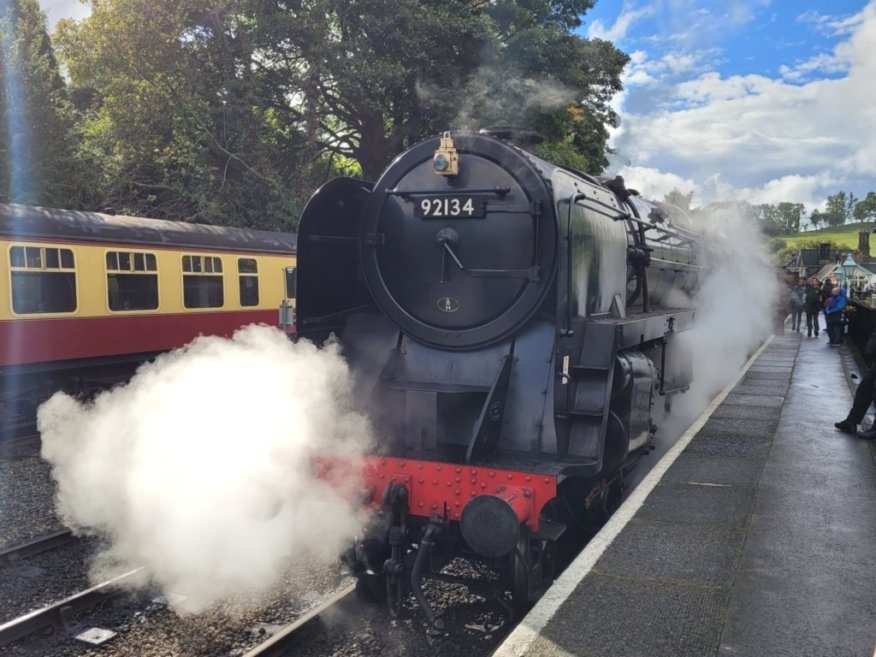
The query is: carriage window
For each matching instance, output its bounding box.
[285,267,297,299]
[182,254,224,308]
[10,246,77,314]
[106,250,158,311]
[238,258,259,307]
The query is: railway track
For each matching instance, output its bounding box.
[0,529,74,567]
[1,551,356,655]
[0,530,89,647]
[241,583,355,657]
[0,567,141,647]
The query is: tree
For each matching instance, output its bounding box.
[810,209,822,230]
[662,188,694,213]
[56,0,629,225]
[254,0,627,179]
[752,203,784,236]
[0,0,78,206]
[775,202,805,233]
[824,191,849,227]
[853,192,876,222]
[55,0,317,227]
[847,192,858,223]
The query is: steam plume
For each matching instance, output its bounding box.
[38,325,372,614]
[660,203,781,432]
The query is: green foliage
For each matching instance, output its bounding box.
[775,225,865,251]
[824,191,850,226]
[768,238,787,254]
[54,0,627,225]
[854,192,876,222]
[0,0,80,206]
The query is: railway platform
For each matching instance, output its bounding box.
[494,331,876,657]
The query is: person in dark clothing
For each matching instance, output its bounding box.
[824,286,847,346]
[821,278,835,305]
[803,277,822,337]
[835,327,876,439]
[789,279,805,331]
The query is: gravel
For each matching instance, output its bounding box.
[286,578,511,657]
[0,538,99,620]
[0,440,64,550]
[4,556,352,657]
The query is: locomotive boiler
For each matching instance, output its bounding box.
[298,130,701,622]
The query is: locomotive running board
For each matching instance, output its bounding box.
[311,453,558,532]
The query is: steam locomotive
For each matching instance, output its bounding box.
[299,130,701,623]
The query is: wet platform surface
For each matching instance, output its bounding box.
[495,331,876,657]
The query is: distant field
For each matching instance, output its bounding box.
[777,223,874,249]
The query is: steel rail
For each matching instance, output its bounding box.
[0,432,40,454]
[242,583,356,657]
[0,529,75,566]
[0,567,143,646]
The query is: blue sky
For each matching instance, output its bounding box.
[578,0,876,217]
[44,0,876,219]
[583,0,863,83]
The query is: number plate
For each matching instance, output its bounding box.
[414,196,486,218]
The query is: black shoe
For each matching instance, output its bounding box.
[857,428,876,440]
[835,420,857,434]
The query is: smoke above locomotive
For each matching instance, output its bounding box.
[296,129,705,615]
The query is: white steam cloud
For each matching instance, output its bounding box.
[661,204,780,431]
[435,67,577,130]
[38,325,372,614]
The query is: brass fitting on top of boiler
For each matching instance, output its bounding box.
[432,132,458,176]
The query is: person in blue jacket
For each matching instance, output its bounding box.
[824,286,847,347]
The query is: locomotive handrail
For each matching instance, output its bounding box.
[387,187,511,198]
[298,304,375,326]
[563,193,588,334]
[307,234,358,242]
[572,195,633,222]
[469,266,541,281]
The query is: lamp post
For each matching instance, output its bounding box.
[842,253,857,292]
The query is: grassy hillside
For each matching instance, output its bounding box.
[777,223,873,250]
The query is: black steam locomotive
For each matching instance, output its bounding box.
[299,130,701,622]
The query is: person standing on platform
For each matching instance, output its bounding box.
[821,277,835,307]
[789,278,805,332]
[835,326,876,439]
[824,286,847,346]
[804,277,823,337]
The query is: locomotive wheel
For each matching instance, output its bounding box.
[354,573,387,603]
[510,527,545,615]
[596,476,625,522]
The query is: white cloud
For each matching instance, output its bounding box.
[798,7,868,37]
[610,0,876,210]
[779,52,848,82]
[587,4,657,42]
[738,173,838,208]
[612,164,700,201]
